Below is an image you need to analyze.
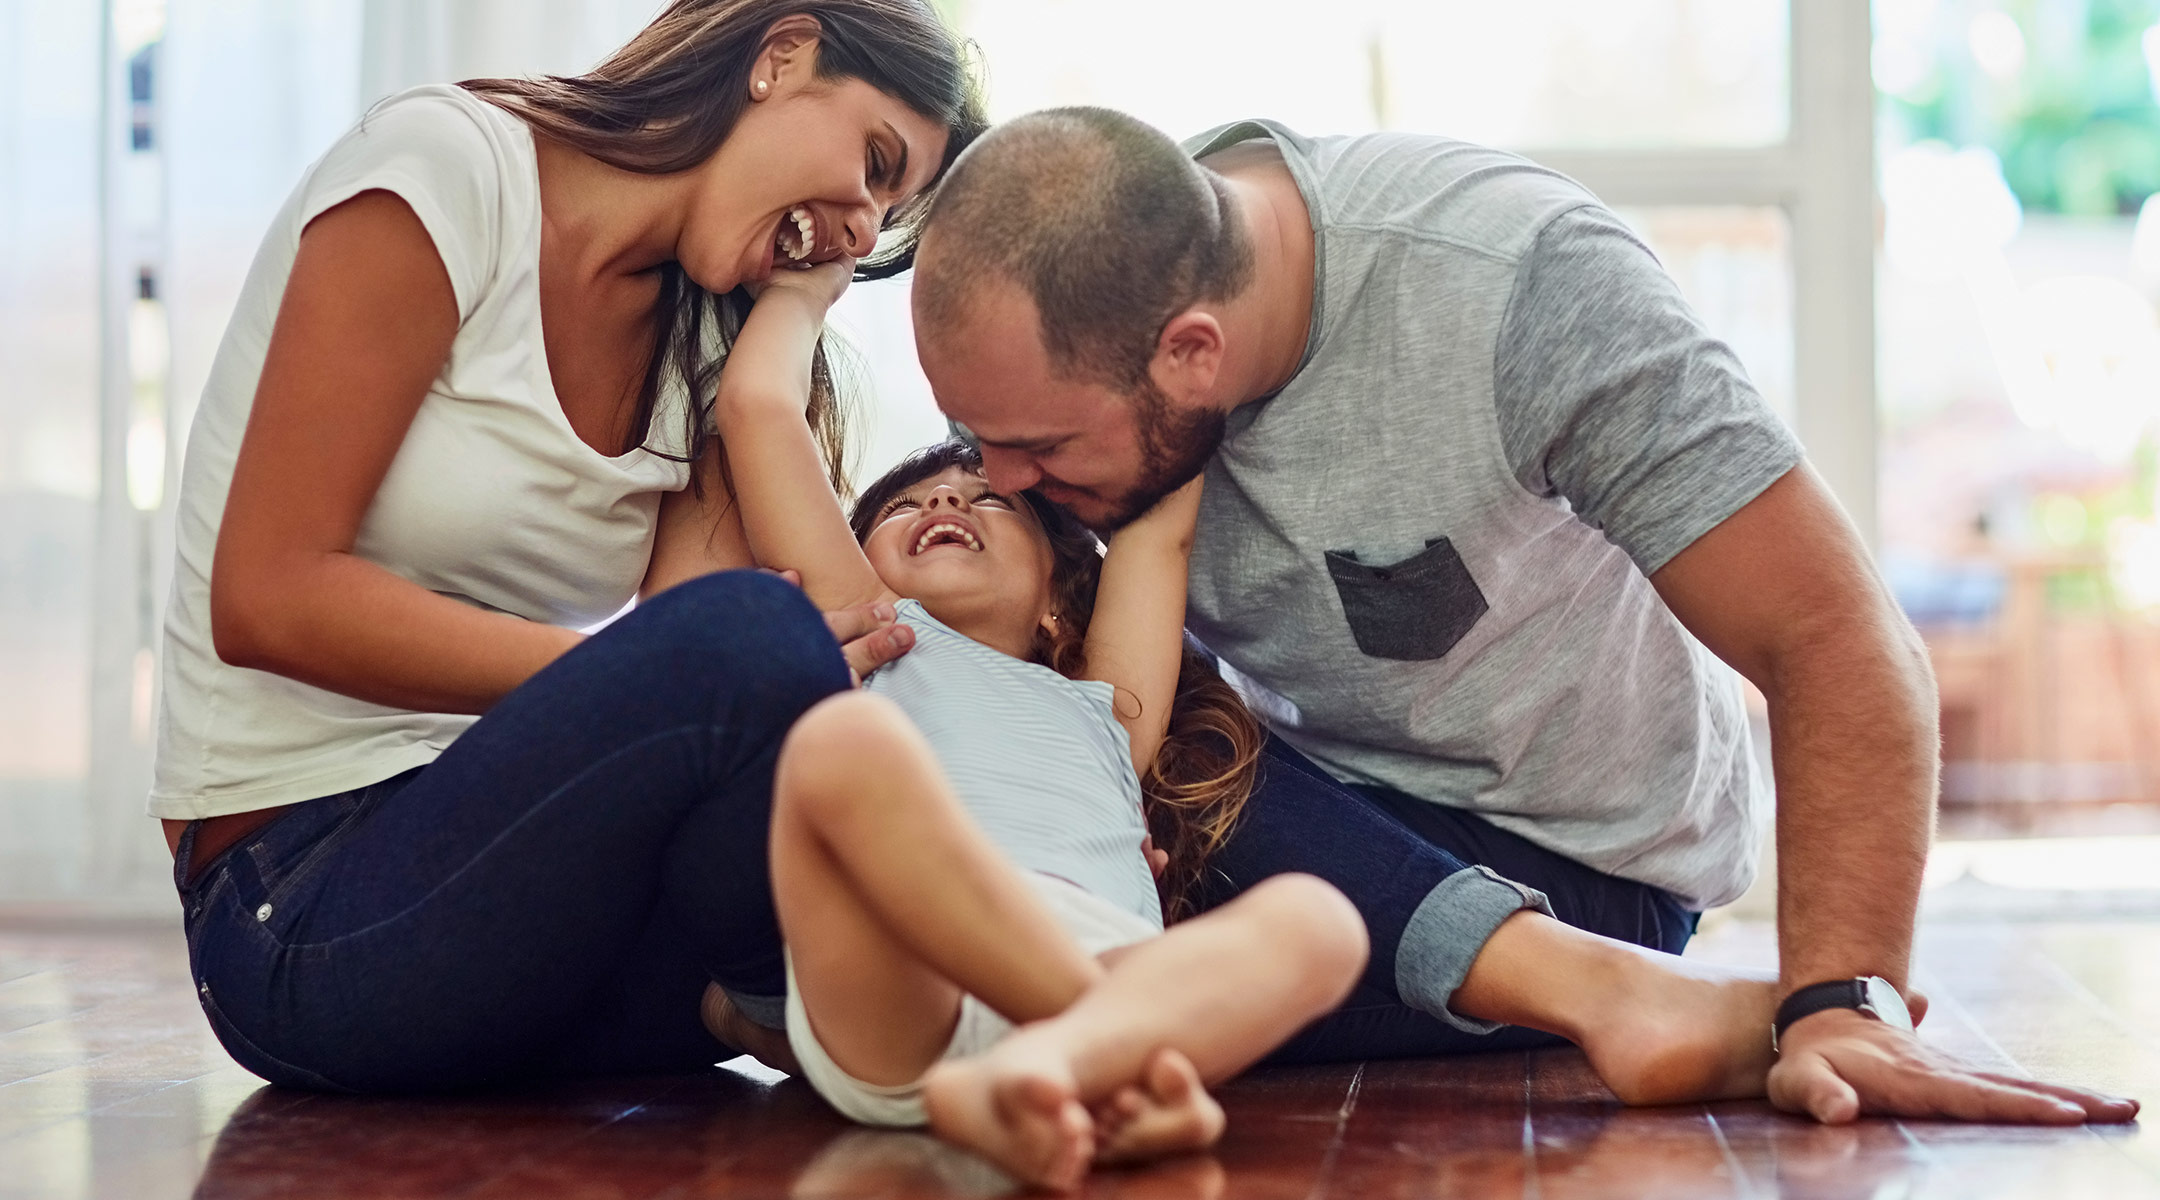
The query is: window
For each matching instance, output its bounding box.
[845,0,1870,540]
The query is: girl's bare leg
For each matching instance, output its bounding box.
[924,873,1368,1166]
[773,692,1108,1187]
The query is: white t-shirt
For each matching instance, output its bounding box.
[151,85,695,820]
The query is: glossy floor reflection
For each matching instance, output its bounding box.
[0,914,2152,1198]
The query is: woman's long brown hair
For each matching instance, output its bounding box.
[461,0,986,491]
[850,440,1265,922]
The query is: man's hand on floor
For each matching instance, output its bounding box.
[1767,1007,2139,1124]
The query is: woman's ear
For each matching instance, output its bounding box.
[1039,609,1062,640]
[751,14,823,98]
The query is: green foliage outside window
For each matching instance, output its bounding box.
[1886,0,2160,215]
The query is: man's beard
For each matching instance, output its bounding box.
[1093,379,1225,530]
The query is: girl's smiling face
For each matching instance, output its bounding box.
[862,465,1059,653]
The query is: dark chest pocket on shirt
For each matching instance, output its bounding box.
[1325,538,1488,662]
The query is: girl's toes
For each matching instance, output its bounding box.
[1145,1049,1200,1104]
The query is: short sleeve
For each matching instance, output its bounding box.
[1492,207,1803,574]
[299,88,506,323]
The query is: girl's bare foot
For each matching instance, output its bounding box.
[700,984,802,1076]
[1572,949,1780,1106]
[1091,1049,1225,1164]
[924,1035,1094,1192]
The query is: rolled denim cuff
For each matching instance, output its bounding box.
[724,989,788,1031]
[1394,865,1555,1035]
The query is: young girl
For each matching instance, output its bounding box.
[710,261,1367,1189]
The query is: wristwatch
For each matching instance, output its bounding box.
[1771,976,1914,1053]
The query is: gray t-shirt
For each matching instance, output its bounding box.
[1180,121,1803,909]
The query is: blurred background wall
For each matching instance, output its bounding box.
[4,0,2157,910]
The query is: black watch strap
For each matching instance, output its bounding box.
[1773,979,1871,1046]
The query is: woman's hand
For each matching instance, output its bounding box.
[773,570,913,684]
[830,604,914,685]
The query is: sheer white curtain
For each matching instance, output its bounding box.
[0,0,106,903]
[1,0,666,907]
[359,0,661,100]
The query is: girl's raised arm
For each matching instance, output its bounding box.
[1079,476,1204,771]
[712,261,897,613]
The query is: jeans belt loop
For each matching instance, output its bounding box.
[221,835,269,913]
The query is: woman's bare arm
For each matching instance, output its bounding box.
[641,441,757,598]
[1079,477,1204,771]
[711,263,896,613]
[211,189,581,715]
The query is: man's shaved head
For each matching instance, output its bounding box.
[913,106,1253,390]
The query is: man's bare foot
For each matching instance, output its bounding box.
[1092,1049,1225,1164]
[923,1034,1094,1192]
[1572,948,1780,1106]
[700,983,802,1076]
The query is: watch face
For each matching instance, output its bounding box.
[1862,976,1914,1031]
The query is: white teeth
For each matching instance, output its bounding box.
[912,522,982,555]
[782,206,815,261]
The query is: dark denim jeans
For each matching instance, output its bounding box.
[173,571,851,1092]
[1200,736,1700,1064]
[176,567,1693,1090]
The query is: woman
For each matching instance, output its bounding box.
[152,0,985,1092]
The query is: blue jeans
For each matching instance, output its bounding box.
[173,571,851,1092]
[177,569,1692,1089]
[1199,737,1699,1064]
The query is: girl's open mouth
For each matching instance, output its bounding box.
[911,521,982,555]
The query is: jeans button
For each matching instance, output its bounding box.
[255,902,273,922]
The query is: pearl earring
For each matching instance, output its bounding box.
[752,79,770,97]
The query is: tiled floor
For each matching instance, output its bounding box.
[0,913,2152,1199]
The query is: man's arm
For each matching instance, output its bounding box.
[1652,463,1935,994]
[1653,463,2136,1125]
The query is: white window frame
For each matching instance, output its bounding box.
[83,0,174,906]
[1529,0,1878,547]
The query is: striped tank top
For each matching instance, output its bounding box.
[865,600,1164,928]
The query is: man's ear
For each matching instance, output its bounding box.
[1151,310,1226,408]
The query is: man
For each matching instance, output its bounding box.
[906,107,2137,1124]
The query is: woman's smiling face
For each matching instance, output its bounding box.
[861,465,1059,637]
[681,23,949,293]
